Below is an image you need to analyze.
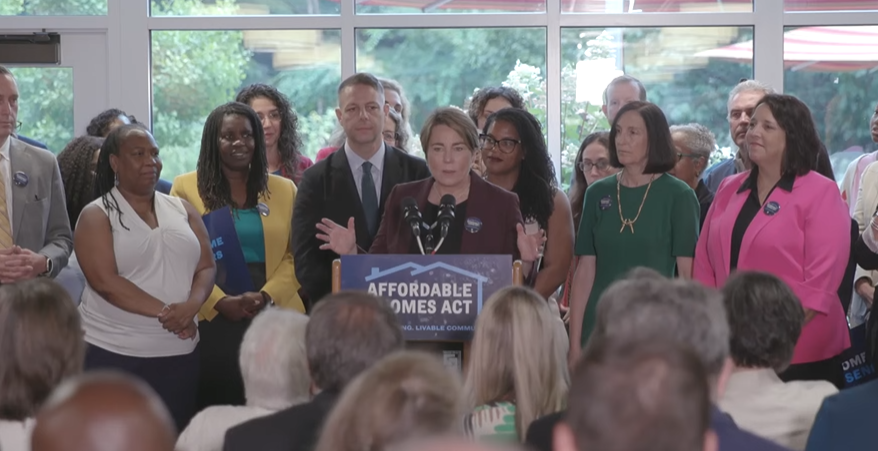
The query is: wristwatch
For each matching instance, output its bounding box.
[261,291,275,307]
[40,258,53,277]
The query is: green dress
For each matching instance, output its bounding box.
[574,173,700,346]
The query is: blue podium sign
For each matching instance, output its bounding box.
[340,254,512,341]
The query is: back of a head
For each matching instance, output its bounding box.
[465,286,568,438]
[562,338,711,451]
[240,308,311,409]
[721,271,804,372]
[307,291,405,392]
[0,278,83,421]
[32,371,175,451]
[313,351,462,451]
[593,276,729,378]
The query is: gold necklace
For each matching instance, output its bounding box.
[616,170,656,234]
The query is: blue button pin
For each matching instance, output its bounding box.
[763,201,780,216]
[257,202,270,217]
[12,171,27,187]
[599,195,612,211]
[464,217,482,233]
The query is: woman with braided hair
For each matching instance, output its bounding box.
[236,84,313,184]
[170,101,303,409]
[57,135,103,229]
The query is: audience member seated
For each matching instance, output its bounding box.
[0,65,74,282]
[719,271,837,450]
[177,308,310,451]
[86,108,173,194]
[0,279,84,451]
[31,371,176,451]
[313,351,461,451]
[171,102,303,409]
[236,84,314,184]
[669,123,715,228]
[482,108,573,296]
[463,286,568,443]
[804,375,878,450]
[525,268,792,451]
[76,124,216,431]
[223,291,405,451]
[554,338,716,451]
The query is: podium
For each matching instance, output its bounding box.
[331,255,523,371]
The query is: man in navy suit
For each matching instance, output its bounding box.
[805,378,878,450]
[527,269,792,451]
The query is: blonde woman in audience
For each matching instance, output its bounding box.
[463,286,569,442]
[312,351,462,451]
[0,279,84,451]
[719,271,837,450]
[176,308,310,451]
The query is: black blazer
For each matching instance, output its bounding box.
[370,172,522,259]
[223,391,338,451]
[855,231,878,271]
[292,145,430,306]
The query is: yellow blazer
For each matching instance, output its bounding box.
[170,171,304,321]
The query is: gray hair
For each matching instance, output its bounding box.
[240,308,311,410]
[727,79,775,116]
[602,75,647,105]
[670,123,716,159]
[592,277,730,377]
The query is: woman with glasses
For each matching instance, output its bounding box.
[481,108,574,299]
[316,107,543,266]
[236,84,313,184]
[668,123,715,228]
[568,101,700,364]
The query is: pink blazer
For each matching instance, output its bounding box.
[694,170,851,364]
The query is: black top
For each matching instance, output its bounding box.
[695,179,714,229]
[410,201,468,255]
[729,169,795,270]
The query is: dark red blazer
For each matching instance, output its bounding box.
[370,172,522,259]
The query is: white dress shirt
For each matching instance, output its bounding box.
[344,141,385,202]
[0,137,15,235]
[719,368,838,450]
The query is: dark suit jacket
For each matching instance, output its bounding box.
[370,172,522,259]
[524,406,793,451]
[223,391,338,451]
[805,377,878,451]
[854,232,878,271]
[292,145,429,306]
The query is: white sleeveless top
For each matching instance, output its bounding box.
[79,188,201,357]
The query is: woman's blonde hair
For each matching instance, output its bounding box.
[463,286,569,439]
[313,351,462,451]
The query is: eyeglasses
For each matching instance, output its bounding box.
[257,111,282,123]
[676,152,702,162]
[578,160,611,172]
[382,131,399,142]
[479,134,520,154]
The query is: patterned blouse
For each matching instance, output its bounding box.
[463,402,518,442]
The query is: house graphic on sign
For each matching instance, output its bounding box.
[364,262,490,311]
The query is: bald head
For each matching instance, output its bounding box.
[32,372,175,451]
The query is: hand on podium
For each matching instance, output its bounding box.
[316,217,357,255]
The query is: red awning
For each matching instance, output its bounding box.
[696,26,878,72]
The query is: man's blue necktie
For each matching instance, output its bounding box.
[361,161,379,236]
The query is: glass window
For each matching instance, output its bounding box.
[357,0,545,14]
[151,0,339,16]
[561,26,752,187]
[356,27,547,156]
[0,0,107,15]
[8,67,74,153]
[784,1,878,12]
[563,0,751,13]
[782,26,878,180]
[151,29,341,180]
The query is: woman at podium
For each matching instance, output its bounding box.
[316,107,543,265]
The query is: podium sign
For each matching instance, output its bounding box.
[340,255,512,341]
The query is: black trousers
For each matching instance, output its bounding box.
[196,314,252,409]
[779,354,844,389]
[84,343,199,433]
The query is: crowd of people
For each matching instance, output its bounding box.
[0,61,877,451]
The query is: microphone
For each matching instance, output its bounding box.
[402,197,426,255]
[437,194,456,240]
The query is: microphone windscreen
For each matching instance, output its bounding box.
[402,197,418,209]
[440,194,456,207]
